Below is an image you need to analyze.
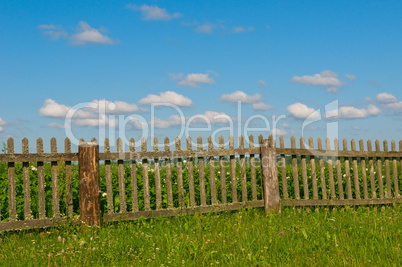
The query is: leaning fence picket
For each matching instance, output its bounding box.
[22,138,32,220]
[117,138,127,212]
[229,135,237,203]
[317,138,327,200]
[208,137,218,205]
[392,141,399,197]
[176,137,185,208]
[367,140,377,199]
[198,137,207,206]
[239,135,247,202]
[154,138,162,210]
[250,135,258,201]
[359,140,369,199]
[300,137,309,200]
[8,138,17,222]
[165,138,173,209]
[37,138,46,219]
[104,138,114,214]
[325,138,336,199]
[309,138,318,200]
[130,138,139,212]
[334,139,344,200]
[141,138,150,211]
[291,136,300,199]
[187,137,196,207]
[375,140,384,198]
[51,138,60,218]
[384,140,392,198]
[65,138,73,217]
[343,139,352,200]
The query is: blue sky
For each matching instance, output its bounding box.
[1,0,402,152]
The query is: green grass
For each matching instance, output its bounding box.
[0,205,401,266]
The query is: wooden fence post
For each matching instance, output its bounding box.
[261,137,280,214]
[79,142,101,226]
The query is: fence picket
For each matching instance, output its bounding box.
[165,138,173,209]
[50,138,60,218]
[383,140,391,198]
[22,138,32,220]
[334,139,344,200]
[117,138,127,212]
[300,137,309,199]
[351,140,361,199]
[343,139,352,199]
[367,140,377,198]
[250,135,258,201]
[326,138,336,199]
[219,136,227,204]
[375,140,384,198]
[187,137,196,207]
[198,137,206,206]
[7,138,17,222]
[176,138,185,208]
[317,138,327,199]
[359,140,369,199]
[141,138,150,211]
[392,141,399,197]
[239,135,247,202]
[154,138,162,210]
[65,138,73,217]
[104,138,114,214]
[208,137,218,205]
[229,135,237,202]
[309,138,318,200]
[291,136,300,199]
[130,138,139,212]
[36,138,46,219]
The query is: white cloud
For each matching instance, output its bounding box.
[138,91,192,106]
[38,24,68,40]
[219,91,263,104]
[190,111,231,124]
[270,128,287,136]
[126,4,182,20]
[376,92,397,103]
[326,104,381,119]
[385,102,402,110]
[258,79,268,87]
[195,24,214,34]
[345,74,357,81]
[90,99,145,114]
[252,102,273,111]
[47,122,68,129]
[287,103,320,120]
[151,115,183,129]
[290,70,344,93]
[39,99,71,118]
[232,26,254,33]
[70,21,116,45]
[170,73,215,87]
[0,118,6,132]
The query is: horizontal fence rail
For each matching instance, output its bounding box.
[0,135,401,232]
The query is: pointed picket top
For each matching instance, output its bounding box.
[399,140,402,152]
[391,140,396,152]
[249,135,254,148]
[351,139,356,151]
[257,134,263,146]
[186,136,192,151]
[367,139,372,152]
[208,136,213,150]
[197,136,203,151]
[317,137,322,150]
[290,136,296,149]
[383,140,388,152]
[36,138,44,154]
[104,138,110,153]
[51,138,57,153]
[79,138,85,144]
[175,137,181,151]
[308,137,314,149]
[117,138,123,153]
[334,138,339,151]
[219,136,224,149]
[65,138,71,153]
[342,138,348,151]
[239,135,244,149]
[129,138,135,153]
[359,139,364,151]
[325,138,331,150]
[279,135,284,149]
[22,138,29,154]
[375,139,380,151]
[164,137,170,151]
[91,137,98,144]
[141,137,147,152]
[299,137,305,149]
[228,135,233,149]
[7,137,14,154]
[153,137,158,152]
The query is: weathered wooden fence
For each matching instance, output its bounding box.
[0,135,401,231]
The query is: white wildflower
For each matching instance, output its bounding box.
[183,160,187,164]
[102,192,107,197]
[31,166,37,171]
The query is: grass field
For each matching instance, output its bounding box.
[0,205,401,266]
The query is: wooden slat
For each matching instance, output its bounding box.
[65,138,73,217]
[326,138,336,199]
[129,138,139,212]
[22,138,32,220]
[291,136,300,199]
[165,138,173,209]
[0,217,80,232]
[7,138,17,222]
[198,137,207,206]
[37,138,46,219]
[176,138,185,208]
[334,139,344,200]
[250,135,258,201]
[104,138,114,214]
[219,136,227,203]
[259,134,263,198]
[187,137,196,207]
[399,140,402,197]
[343,139,352,199]
[309,138,318,199]
[375,140,384,198]
[208,137,218,205]
[359,140,369,199]
[392,141,399,197]
[229,135,237,202]
[367,140,377,198]
[383,140,391,198]
[239,135,247,202]
[281,197,402,207]
[351,140,361,199]
[154,138,162,210]
[300,137,309,199]
[141,138,150,211]
[50,138,60,218]
[317,138,327,199]
[117,138,127,213]
[0,153,78,162]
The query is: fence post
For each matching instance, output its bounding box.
[78,142,101,226]
[261,137,280,214]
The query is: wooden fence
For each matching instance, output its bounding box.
[0,135,401,231]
